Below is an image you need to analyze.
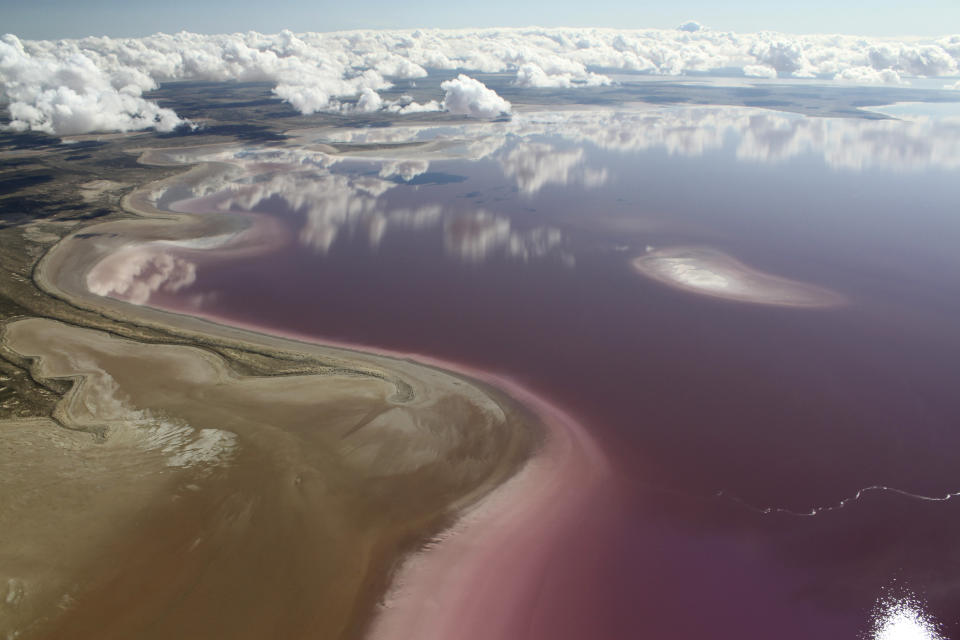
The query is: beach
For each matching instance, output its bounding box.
[0,144,607,639]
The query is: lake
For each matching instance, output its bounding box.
[94,105,960,639]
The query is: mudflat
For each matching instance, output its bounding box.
[0,148,542,640]
[0,314,536,639]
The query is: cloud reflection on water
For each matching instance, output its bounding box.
[500,143,609,196]
[138,103,960,288]
[187,163,570,264]
[445,212,563,263]
[378,159,431,181]
[86,244,197,305]
[214,171,393,253]
[150,105,960,190]
[310,106,960,172]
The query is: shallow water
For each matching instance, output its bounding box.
[100,106,960,638]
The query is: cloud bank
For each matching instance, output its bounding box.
[0,33,184,135]
[5,27,958,135]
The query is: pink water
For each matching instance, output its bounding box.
[98,114,960,638]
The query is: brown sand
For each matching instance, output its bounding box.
[0,315,535,640]
[0,147,540,638]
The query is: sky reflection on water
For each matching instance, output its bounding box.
[89,103,960,639]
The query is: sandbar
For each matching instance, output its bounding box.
[633,246,844,308]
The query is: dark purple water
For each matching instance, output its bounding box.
[138,108,960,638]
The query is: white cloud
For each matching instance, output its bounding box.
[749,38,817,77]
[385,94,442,113]
[515,62,611,88]
[355,87,384,112]
[5,28,960,135]
[516,62,573,88]
[0,34,185,135]
[743,64,778,78]
[273,68,390,115]
[677,21,705,33]
[834,66,904,85]
[440,74,511,118]
[397,99,442,114]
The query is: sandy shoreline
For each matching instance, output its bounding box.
[4,143,611,639]
[368,368,610,640]
[131,309,614,640]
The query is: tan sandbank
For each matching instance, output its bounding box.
[0,140,540,639]
[633,246,845,308]
[0,315,535,640]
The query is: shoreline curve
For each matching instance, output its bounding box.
[26,142,612,639]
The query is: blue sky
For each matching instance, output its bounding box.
[2,0,958,39]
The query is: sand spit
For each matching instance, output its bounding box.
[2,154,539,638]
[0,141,610,640]
[633,246,844,308]
[367,369,610,640]
[0,314,536,640]
[126,310,614,640]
